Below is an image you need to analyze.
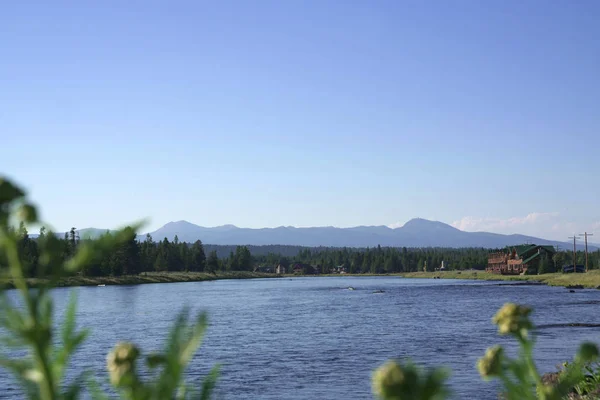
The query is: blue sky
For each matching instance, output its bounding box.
[1,0,599,241]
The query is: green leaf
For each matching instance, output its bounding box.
[17,204,38,224]
[180,313,208,366]
[61,291,78,343]
[0,301,26,333]
[53,293,88,389]
[146,353,167,368]
[0,356,34,380]
[0,178,25,205]
[0,335,26,348]
[87,376,110,400]
[64,245,94,273]
[62,371,90,400]
[421,367,450,400]
[199,364,221,400]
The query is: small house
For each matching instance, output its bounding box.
[275,264,287,275]
[334,265,347,274]
[253,265,273,273]
[292,263,318,275]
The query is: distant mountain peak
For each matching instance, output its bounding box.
[165,220,199,227]
[213,224,238,231]
[402,218,458,230]
[402,217,428,226]
[125,217,593,250]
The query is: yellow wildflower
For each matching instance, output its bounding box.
[106,342,139,386]
[477,345,503,378]
[372,360,405,399]
[492,303,532,336]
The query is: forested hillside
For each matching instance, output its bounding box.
[12,224,600,277]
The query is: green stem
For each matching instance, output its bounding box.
[33,343,56,400]
[521,337,543,388]
[499,373,529,400]
[3,232,29,296]
[4,232,56,400]
[515,334,544,400]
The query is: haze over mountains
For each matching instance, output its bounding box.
[82,218,595,250]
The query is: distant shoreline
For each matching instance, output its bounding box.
[284,270,600,289]
[1,271,281,289]
[3,270,599,290]
[397,270,600,289]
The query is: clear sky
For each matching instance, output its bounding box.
[1,1,599,241]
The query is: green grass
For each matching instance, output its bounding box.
[286,270,600,289]
[1,271,281,289]
[400,270,600,288]
[4,270,599,290]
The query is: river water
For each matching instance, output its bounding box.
[1,277,599,399]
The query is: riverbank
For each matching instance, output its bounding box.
[286,270,600,289]
[1,271,280,289]
[399,270,600,288]
[4,270,600,290]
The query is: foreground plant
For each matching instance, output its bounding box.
[561,359,600,399]
[0,177,218,399]
[372,303,599,400]
[372,359,450,400]
[476,303,598,400]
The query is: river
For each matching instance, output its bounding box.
[1,277,599,399]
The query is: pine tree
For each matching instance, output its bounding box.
[189,240,206,272]
[227,251,237,271]
[119,227,141,275]
[206,251,219,273]
[154,238,170,272]
[17,223,38,277]
[235,246,252,271]
[141,234,155,272]
[537,255,554,275]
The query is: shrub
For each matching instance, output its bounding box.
[538,255,555,275]
[372,302,599,400]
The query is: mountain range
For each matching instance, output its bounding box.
[78,218,594,250]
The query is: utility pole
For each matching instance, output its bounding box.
[567,236,579,273]
[578,232,594,272]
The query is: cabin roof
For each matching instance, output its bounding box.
[510,245,536,256]
[522,252,541,265]
[507,244,556,257]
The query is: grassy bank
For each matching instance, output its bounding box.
[1,271,281,289]
[287,271,600,288]
[399,270,600,288]
[4,270,600,290]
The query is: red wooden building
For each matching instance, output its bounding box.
[487,244,555,275]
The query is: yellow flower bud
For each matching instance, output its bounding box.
[477,346,503,378]
[106,342,139,386]
[372,360,405,399]
[492,303,532,336]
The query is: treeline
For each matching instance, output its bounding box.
[12,225,259,277]
[202,244,314,258]
[256,246,492,274]
[9,224,600,277]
